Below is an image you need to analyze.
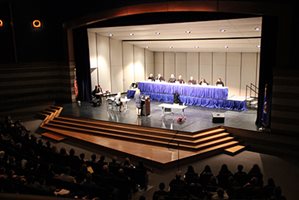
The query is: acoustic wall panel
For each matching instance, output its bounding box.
[134,46,145,82]
[199,52,212,84]
[145,49,154,78]
[122,43,134,90]
[164,52,175,80]
[88,31,97,69]
[97,35,111,92]
[175,52,187,80]
[226,53,241,97]
[154,52,164,77]
[212,52,226,85]
[110,38,123,93]
[241,53,257,97]
[186,52,199,82]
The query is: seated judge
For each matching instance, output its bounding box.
[177,75,185,84]
[156,73,165,82]
[215,78,224,87]
[188,76,197,85]
[199,78,209,86]
[168,74,176,83]
[147,73,155,81]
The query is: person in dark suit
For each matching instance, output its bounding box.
[216,78,224,87]
[177,75,185,84]
[156,73,165,82]
[199,78,209,86]
[168,74,176,83]
[188,76,197,85]
[173,91,182,105]
[147,73,155,81]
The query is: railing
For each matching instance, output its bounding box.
[245,83,258,100]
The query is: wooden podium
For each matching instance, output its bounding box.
[142,96,150,116]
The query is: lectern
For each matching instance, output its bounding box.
[142,96,151,116]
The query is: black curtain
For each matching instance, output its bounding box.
[255,16,277,128]
[73,27,91,102]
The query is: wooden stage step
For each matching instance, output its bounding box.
[40,116,240,153]
[224,145,246,155]
[41,132,65,142]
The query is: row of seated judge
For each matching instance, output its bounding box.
[148,73,225,87]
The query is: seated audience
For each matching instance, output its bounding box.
[156,73,165,82]
[216,164,233,189]
[233,164,248,187]
[147,73,155,81]
[199,78,209,86]
[177,75,185,84]
[152,182,169,200]
[216,78,224,87]
[188,76,197,85]
[168,74,176,83]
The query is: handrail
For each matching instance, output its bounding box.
[245,83,258,100]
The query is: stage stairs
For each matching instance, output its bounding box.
[39,107,245,156]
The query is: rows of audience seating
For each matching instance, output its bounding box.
[0,116,286,200]
[152,164,286,200]
[0,116,150,200]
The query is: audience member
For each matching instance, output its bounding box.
[152,182,168,200]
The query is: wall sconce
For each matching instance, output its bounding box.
[32,19,42,29]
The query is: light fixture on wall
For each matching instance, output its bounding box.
[0,19,3,28]
[32,19,42,29]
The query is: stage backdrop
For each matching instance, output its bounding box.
[88,31,260,98]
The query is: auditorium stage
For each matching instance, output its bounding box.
[53,98,258,167]
[61,98,258,133]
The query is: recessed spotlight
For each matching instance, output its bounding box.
[257,45,261,48]
[185,30,191,34]
[32,19,42,29]
[224,45,229,49]
[194,46,199,48]
[169,46,173,49]
[145,46,149,49]
[220,29,226,33]
[129,33,134,36]
[155,32,160,35]
[255,27,260,31]
[108,33,113,37]
[0,19,3,28]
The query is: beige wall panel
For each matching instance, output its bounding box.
[97,35,111,92]
[88,31,97,68]
[154,52,164,78]
[212,52,226,85]
[122,43,134,90]
[164,52,175,81]
[226,53,241,97]
[199,52,212,84]
[241,53,258,97]
[134,46,145,82]
[145,50,154,79]
[175,52,187,80]
[110,38,123,93]
[186,52,199,82]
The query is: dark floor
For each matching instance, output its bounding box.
[60,97,258,133]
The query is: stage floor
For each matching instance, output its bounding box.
[61,98,258,133]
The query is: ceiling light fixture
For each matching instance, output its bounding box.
[194,46,199,48]
[32,19,42,29]
[224,45,229,49]
[129,33,134,36]
[0,19,3,28]
[155,32,160,35]
[145,46,149,49]
[169,46,173,49]
[220,29,226,32]
[108,33,113,37]
[257,45,261,48]
[255,27,260,31]
[185,30,191,34]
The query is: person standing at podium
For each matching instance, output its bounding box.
[134,88,142,116]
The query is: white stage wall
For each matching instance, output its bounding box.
[88,31,260,97]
